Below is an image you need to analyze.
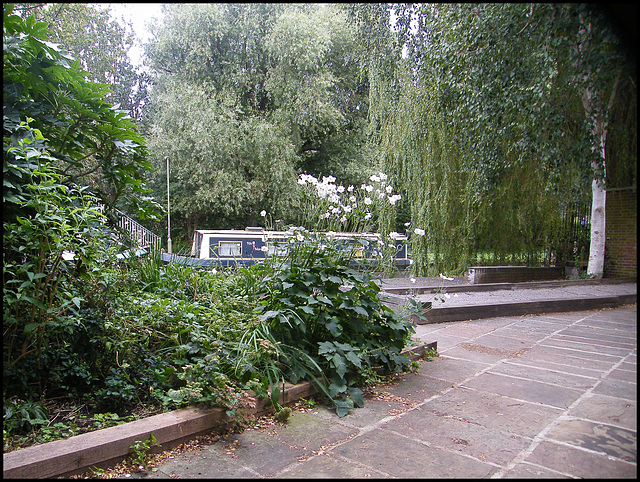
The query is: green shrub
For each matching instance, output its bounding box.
[252,227,415,416]
[3,120,109,400]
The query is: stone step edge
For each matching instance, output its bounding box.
[380,277,636,295]
[3,343,432,479]
[420,294,637,323]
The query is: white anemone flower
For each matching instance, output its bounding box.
[414,228,426,236]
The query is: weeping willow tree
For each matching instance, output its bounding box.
[382,77,587,276]
[473,159,581,267]
[380,83,476,276]
[347,3,633,277]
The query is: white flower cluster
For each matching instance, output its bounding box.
[297,172,430,243]
[298,172,406,229]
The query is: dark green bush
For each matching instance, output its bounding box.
[252,228,416,416]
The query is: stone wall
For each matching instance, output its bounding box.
[467,266,565,284]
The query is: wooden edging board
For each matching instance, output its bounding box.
[3,344,432,479]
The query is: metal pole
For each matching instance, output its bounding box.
[166,156,172,254]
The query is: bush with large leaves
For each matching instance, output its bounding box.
[252,228,415,416]
[3,3,159,220]
[3,120,109,401]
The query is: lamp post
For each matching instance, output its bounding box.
[166,156,172,254]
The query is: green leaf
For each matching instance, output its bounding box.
[352,306,368,317]
[316,295,332,305]
[299,305,315,315]
[344,350,362,368]
[328,380,347,397]
[332,353,347,378]
[318,341,335,355]
[259,310,281,321]
[24,323,40,334]
[347,387,364,408]
[333,398,353,418]
[324,317,342,337]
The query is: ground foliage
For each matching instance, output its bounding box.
[4,205,417,451]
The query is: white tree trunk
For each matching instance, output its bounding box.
[587,175,606,277]
[583,72,621,278]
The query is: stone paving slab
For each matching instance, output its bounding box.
[422,387,564,438]
[334,428,497,478]
[383,405,534,466]
[545,418,636,462]
[567,393,636,431]
[523,440,636,478]
[132,304,637,480]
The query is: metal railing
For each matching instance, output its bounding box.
[95,204,161,250]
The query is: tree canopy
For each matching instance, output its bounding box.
[3,3,158,219]
[7,2,634,275]
[142,3,375,235]
[350,3,636,275]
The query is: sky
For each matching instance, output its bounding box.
[95,3,165,67]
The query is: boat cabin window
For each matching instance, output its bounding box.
[216,241,242,257]
[266,240,288,256]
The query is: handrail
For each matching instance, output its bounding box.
[95,204,161,250]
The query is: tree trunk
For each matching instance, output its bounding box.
[576,14,622,279]
[587,176,606,277]
[583,71,621,278]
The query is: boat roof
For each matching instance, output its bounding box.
[193,228,406,240]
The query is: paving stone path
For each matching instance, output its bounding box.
[135,305,637,479]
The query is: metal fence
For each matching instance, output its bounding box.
[554,201,591,265]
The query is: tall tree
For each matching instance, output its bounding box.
[353,3,635,276]
[143,3,373,236]
[27,3,151,121]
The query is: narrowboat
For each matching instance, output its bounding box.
[160,227,411,269]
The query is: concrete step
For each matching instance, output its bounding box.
[423,293,637,323]
[380,279,637,324]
